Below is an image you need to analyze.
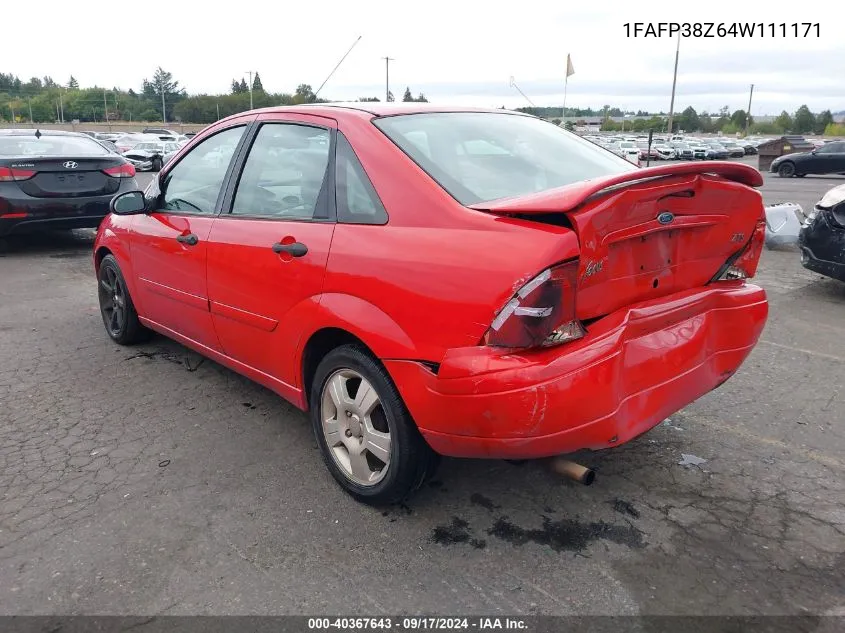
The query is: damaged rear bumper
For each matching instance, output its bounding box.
[385,282,768,459]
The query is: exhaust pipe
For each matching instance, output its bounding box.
[550,457,596,486]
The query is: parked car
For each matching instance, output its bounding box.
[615,141,640,164]
[741,141,758,155]
[798,183,845,282]
[718,141,747,158]
[770,141,845,178]
[113,133,161,154]
[93,104,769,504]
[636,142,661,161]
[0,129,137,238]
[142,127,181,141]
[123,141,181,171]
[652,143,676,160]
[670,142,695,160]
[701,141,730,160]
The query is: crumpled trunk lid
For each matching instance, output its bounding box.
[469,162,766,320]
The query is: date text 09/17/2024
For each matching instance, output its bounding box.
[307,617,528,630]
[623,22,820,38]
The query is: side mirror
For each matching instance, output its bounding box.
[111,191,147,215]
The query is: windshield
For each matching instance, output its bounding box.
[373,112,636,205]
[0,135,110,156]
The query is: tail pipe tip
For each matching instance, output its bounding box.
[550,457,596,486]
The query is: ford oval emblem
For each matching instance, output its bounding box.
[657,211,675,225]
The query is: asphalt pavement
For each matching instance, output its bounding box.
[0,163,843,618]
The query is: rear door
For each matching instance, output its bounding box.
[818,142,845,173]
[205,114,337,389]
[130,120,251,349]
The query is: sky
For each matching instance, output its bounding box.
[9,0,844,115]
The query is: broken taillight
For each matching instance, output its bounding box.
[483,260,585,349]
[715,217,766,281]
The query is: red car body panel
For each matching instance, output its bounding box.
[94,104,769,460]
[385,282,767,458]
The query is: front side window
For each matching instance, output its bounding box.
[230,123,331,220]
[161,125,245,215]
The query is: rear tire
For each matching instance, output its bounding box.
[97,254,151,345]
[310,344,440,505]
[777,162,796,178]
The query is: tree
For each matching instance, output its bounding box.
[252,72,264,92]
[815,110,834,135]
[387,90,395,102]
[774,111,793,133]
[415,92,428,103]
[293,83,316,104]
[239,78,248,93]
[551,118,561,126]
[678,106,700,132]
[67,75,79,90]
[358,96,380,102]
[730,109,748,130]
[793,105,816,134]
[150,67,182,96]
[231,79,244,94]
[564,121,575,131]
[402,87,413,102]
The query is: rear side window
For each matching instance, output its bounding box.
[335,133,387,225]
[231,123,332,220]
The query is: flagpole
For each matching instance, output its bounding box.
[563,53,573,124]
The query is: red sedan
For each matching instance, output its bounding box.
[94,104,768,504]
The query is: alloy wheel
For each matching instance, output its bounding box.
[99,266,127,337]
[320,369,391,486]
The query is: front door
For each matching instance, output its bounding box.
[206,116,337,391]
[131,123,250,349]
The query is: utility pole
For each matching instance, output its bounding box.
[28,98,33,124]
[246,71,253,109]
[9,103,15,127]
[59,90,64,123]
[382,57,394,102]
[161,86,166,124]
[216,103,220,120]
[666,33,681,136]
[103,89,111,131]
[745,84,754,136]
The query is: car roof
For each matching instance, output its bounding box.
[0,129,90,138]
[215,102,534,125]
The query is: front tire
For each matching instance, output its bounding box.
[310,344,440,505]
[778,162,796,177]
[97,254,151,345]
[152,157,162,172]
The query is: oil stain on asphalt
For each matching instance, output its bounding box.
[488,516,645,552]
[432,517,487,550]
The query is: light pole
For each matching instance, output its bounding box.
[161,85,166,124]
[382,57,394,102]
[246,71,254,109]
[666,33,681,136]
[745,84,754,136]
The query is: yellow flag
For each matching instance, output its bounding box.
[566,54,575,78]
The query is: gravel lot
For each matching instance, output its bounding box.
[1,164,843,617]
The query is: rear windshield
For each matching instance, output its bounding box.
[373,112,637,205]
[0,135,110,157]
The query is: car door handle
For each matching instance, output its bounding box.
[176,233,199,246]
[272,241,308,257]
